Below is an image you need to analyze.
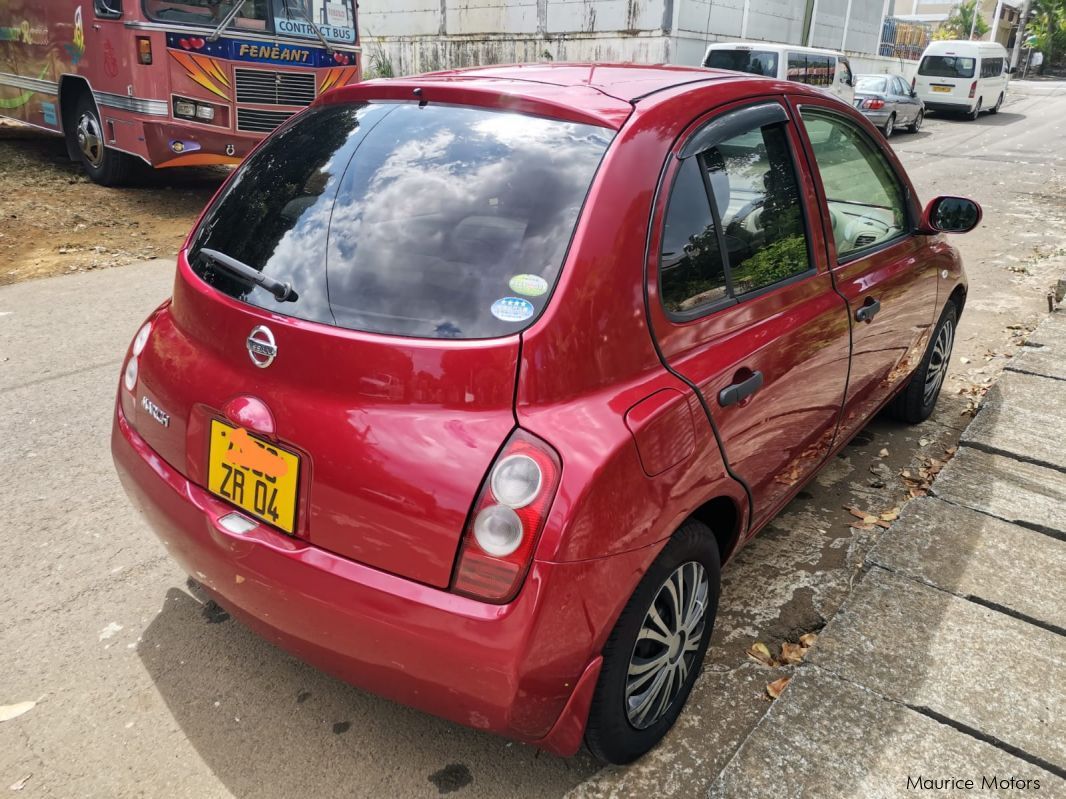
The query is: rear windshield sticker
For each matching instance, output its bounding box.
[508,274,549,297]
[491,297,535,323]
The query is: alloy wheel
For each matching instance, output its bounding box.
[76,111,104,168]
[923,317,955,406]
[884,115,894,137]
[913,111,923,131]
[625,561,709,730]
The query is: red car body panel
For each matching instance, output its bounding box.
[112,64,970,752]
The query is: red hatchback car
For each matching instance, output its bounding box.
[112,63,978,764]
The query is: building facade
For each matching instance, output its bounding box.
[359,0,893,77]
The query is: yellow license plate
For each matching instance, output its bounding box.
[208,419,300,533]
[932,85,952,93]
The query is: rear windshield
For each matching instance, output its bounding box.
[919,55,976,79]
[704,49,778,78]
[855,76,887,92]
[189,102,613,339]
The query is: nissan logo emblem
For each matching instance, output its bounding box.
[246,325,277,368]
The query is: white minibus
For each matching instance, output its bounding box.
[702,43,855,103]
[913,40,1009,119]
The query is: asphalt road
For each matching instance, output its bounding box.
[2,80,1064,799]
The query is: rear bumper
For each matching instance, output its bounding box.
[859,109,892,126]
[923,99,972,113]
[111,401,641,753]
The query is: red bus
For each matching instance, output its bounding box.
[0,0,360,184]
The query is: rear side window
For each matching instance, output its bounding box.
[190,102,613,339]
[980,57,1005,77]
[919,55,976,78]
[787,53,834,87]
[660,118,810,315]
[704,49,779,78]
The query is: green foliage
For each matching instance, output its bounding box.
[936,1,989,39]
[1028,0,1066,63]
[730,235,808,294]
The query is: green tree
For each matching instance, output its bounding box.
[1028,0,1066,67]
[935,1,990,40]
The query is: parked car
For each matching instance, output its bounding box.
[111,63,979,765]
[914,39,1009,119]
[703,42,855,103]
[853,73,926,136]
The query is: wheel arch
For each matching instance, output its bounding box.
[948,283,967,316]
[58,75,99,161]
[688,494,743,566]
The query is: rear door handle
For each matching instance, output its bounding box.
[718,370,764,407]
[856,299,881,323]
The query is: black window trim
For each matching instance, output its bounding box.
[659,100,819,324]
[796,104,918,266]
[94,0,124,19]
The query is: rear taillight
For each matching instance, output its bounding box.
[452,430,561,603]
[122,320,153,393]
[862,99,885,110]
[969,81,977,98]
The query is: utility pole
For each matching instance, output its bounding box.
[1010,0,1032,72]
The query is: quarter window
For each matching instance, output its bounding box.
[660,118,811,315]
[800,110,908,259]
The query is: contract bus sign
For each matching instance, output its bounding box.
[0,0,360,185]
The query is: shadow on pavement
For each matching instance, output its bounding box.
[927,110,1026,127]
[138,586,599,799]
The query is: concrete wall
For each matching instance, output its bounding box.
[359,0,894,77]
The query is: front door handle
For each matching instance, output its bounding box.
[856,298,881,323]
[718,370,764,407]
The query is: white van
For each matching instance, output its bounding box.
[702,43,855,103]
[913,40,1009,119]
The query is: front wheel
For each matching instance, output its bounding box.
[584,521,721,764]
[907,109,924,133]
[888,302,957,424]
[70,94,135,186]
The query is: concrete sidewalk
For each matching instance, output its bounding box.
[711,310,1066,798]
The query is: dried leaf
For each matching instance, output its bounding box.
[747,642,775,667]
[944,446,958,457]
[0,702,35,723]
[880,509,899,522]
[878,448,889,457]
[780,642,806,665]
[918,437,931,447]
[766,676,791,699]
[799,633,818,648]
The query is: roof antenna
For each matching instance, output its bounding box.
[413,87,427,108]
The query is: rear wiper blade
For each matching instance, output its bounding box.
[199,248,298,302]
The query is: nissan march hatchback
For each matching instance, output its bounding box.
[112,64,979,765]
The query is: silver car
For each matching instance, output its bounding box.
[853,73,925,137]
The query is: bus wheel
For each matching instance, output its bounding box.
[71,95,133,186]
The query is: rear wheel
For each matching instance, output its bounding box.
[990,92,1004,114]
[888,302,957,424]
[70,94,134,186]
[584,521,721,764]
[882,114,895,137]
[907,109,924,133]
[967,98,982,121]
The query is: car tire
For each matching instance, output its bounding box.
[990,92,1004,114]
[888,302,958,424]
[907,109,924,133]
[70,94,135,186]
[967,98,982,121]
[584,520,721,765]
[882,114,895,137]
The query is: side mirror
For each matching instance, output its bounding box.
[920,196,982,234]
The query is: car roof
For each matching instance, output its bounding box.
[704,41,845,57]
[324,62,744,130]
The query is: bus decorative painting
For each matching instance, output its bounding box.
[0,0,360,185]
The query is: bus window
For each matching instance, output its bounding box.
[144,0,270,30]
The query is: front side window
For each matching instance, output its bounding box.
[704,49,779,78]
[93,0,123,18]
[191,103,612,339]
[660,116,811,315]
[800,110,908,259]
[919,55,976,79]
